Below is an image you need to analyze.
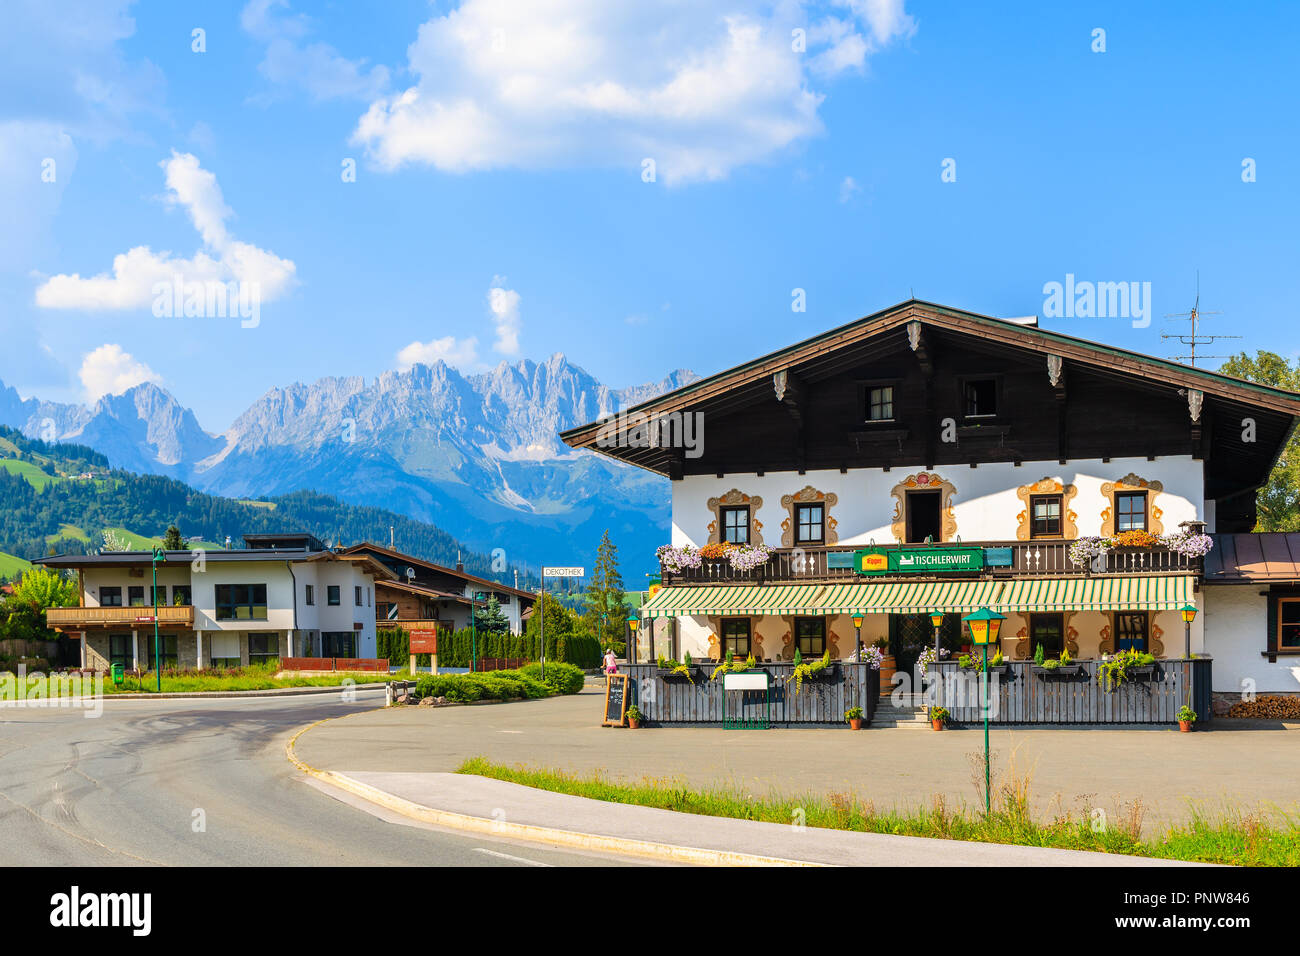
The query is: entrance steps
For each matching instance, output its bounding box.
[872,696,931,729]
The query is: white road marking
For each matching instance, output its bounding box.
[497,729,523,734]
[473,847,551,866]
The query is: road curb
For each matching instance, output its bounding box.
[91,682,394,701]
[284,715,822,867]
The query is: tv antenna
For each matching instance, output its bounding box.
[1160,273,1239,367]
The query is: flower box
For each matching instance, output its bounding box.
[658,666,701,682]
[1032,664,1084,678]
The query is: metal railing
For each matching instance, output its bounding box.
[659,541,1200,585]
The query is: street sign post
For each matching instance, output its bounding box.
[539,566,584,680]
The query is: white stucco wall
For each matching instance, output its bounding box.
[671,455,1205,548]
[1202,585,1300,694]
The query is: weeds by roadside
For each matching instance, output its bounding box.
[456,755,1300,866]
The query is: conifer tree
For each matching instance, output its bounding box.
[582,529,628,651]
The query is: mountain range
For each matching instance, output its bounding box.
[0,356,696,577]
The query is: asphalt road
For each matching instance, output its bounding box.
[0,688,640,866]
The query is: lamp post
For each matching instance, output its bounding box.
[851,613,864,658]
[470,596,477,673]
[627,612,639,663]
[961,607,1006,814]
[1180,603,1198,658]
[929,611,944,659]
[151,546,166,692]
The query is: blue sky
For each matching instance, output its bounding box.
[2,0,1298,430]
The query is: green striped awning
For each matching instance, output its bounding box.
[816,579,1007,615]
[996,576,1194,612]
[639,584,826,619]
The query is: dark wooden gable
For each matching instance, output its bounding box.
[562,302,1300,528]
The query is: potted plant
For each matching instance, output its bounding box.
[929,705,949,731]
[1097,649,1158,691]
[626,704,642,729]
[1033,648,1083,677]
[1176,704,1196,733]
[657,651,698,683]
[845,705,864,730]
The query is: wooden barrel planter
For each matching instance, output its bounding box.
[878,655,896,694]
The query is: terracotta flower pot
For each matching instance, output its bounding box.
[931,719,945,731]
[628,718,641,729]
[1178,720,1192,733]
[849,718,863,730]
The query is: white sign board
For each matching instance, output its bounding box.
[543,566,585,577]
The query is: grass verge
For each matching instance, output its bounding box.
[457,757,1300,866]
[2,665,393,696]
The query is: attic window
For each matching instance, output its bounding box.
[964,379,997,418]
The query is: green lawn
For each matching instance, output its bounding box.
[236,499,277,510]
[0,458,60,490]
[458,758,1300,867]
[99,526,225,551]
[0,551,33,581]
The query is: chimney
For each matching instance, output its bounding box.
[456,550,463,573]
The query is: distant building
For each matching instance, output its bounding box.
[37,532,392,670]
[342,542,536,638]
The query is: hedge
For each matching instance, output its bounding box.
[414,669,553,702]
[519,661,586,695]
[381,627,600,670]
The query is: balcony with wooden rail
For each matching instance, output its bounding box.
[659,541,1201,587]
[45,605,196,630]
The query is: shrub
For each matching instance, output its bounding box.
[519,661,585,695]
[414,669,554,702]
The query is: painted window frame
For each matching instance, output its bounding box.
[720,505,751,545]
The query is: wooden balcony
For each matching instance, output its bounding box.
[659,542,1200,586]
[46,605,195,629]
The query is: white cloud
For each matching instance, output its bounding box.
[79,344,161,401]
[241,0,390,103]
[396,336,481,371]
[487,279,522,356]
[839,175,860,203]
[34,151,296,311]
[350,0,915,184]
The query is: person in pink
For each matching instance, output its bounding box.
[603,649,618,674]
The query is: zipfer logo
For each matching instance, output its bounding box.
[49,886,151,936]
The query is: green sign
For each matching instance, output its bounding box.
[855,548,984,575]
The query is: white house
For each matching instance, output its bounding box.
[40,532,394,670]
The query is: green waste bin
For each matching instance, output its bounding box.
[111,663,124,686]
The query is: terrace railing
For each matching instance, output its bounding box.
[659,541,1200,586]
[46,605,196,629]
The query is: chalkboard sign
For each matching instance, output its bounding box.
[602,674,629,726]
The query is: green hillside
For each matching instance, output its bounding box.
[0,425,534,589]
[0,551,33,581]
[0,458,59,490]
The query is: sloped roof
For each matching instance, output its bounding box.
[561,299,1300,445]
[1205,533,1300,583]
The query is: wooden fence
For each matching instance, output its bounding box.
[621,662,880,728]
[929,658,1213,725]
[280,657,389,672]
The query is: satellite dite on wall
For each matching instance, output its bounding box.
[999,315,1039,327]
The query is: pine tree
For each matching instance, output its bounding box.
[582,529,628,651]
[478,594,509,634]
[163,525,184,550]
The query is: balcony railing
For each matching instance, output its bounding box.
[46,605,196,629]
[659,542,1200,586]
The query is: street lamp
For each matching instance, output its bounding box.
[961,606,1006,814]
[1180,603,1198,658]
[627,612,639,663]
[851,612,864,657]
[929,611,944,658]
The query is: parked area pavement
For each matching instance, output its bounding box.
[295,682,1300,837]
[0,688,642,866]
